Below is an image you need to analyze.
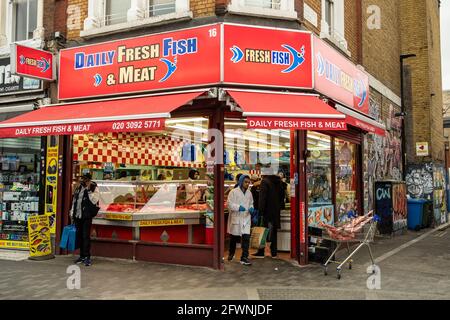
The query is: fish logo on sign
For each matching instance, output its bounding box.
[354,78,368,108]
[159,57,177,83]
[280,45,305,73]
[36,58,50,73]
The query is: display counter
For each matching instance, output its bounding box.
[91,179,209,244]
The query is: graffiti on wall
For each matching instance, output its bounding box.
[405,163,433,199]
[364,99,403,212]
[392,183,407,230]
[433,165,447,225]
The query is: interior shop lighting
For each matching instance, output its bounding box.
[165,117,208,125]
[224,122,248,127]
[167,124,209,134]
[96,183,135,188]
[225,132,281,147]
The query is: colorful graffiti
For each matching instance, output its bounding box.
[405,163,433,199]
[392,183,407,230]
[433,165,447,225]
[364,100,403,212]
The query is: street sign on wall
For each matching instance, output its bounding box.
[313,36,370,115]
[10,44,55,81]
[58,24,221,100]
[223,24,313,89]
[416,142,429,156]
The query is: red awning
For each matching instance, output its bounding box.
[335,104,386,136]
[227,90,347,130]
[0,91,204,138]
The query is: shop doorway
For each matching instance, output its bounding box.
[223,119,294,264]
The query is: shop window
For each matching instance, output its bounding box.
[306,132,333,227]
[13,0,38,41]
[0,137,41,250]
[83,0,190,37]
[72,118,213,245]
[104,0,131,26]
[335,138,357,223]
[149,0,176,17]
[228,0,297,20]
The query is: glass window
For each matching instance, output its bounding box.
[72,117,212,244]
[149,0,176,17]
[105,0,131,26]
[244,0,281,9]
[335,138,358,222]
[307,132,333,227]
[223,121,292,230]
[0,137,41,249]
[14,0,38,41]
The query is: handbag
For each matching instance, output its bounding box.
[250,217,269,249]
[60,224,77,250]
[67,224,78,251]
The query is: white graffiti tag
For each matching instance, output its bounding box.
[405,167,433,198]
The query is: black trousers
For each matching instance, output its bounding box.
[74,218,92,259]
[229,234,250,259]
[256,224,278,256]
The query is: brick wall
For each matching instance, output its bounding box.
[192,0,215,17]
[303,0,321,35]
[400,0,444,163]
[344,0,359,64]
[66,0,88,40]
[362,0,401,96]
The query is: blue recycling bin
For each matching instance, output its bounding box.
[407,199,426,231]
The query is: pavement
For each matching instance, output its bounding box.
[1,224,450,300]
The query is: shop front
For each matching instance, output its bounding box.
[0,23,385,268]
[0,56,46,251]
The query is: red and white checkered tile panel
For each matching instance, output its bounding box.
[73,133,204,168]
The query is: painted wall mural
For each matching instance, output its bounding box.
[364,98,403,213]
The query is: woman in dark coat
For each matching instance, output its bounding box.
[252,174,284,258]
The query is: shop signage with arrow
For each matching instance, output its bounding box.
[10,44,55,81]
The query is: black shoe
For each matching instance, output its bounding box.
[252,251,265,259]
[84,258,92,266]
[240,258,252,266]
[74,257,85,264]
[271,255,278,259]
[227,254,234,261]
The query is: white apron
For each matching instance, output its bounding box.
[227,187,254,236]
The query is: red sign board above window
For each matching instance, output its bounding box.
[11,44,55,81]
[223,24,313,89]
[58,24,222,100]
[312,36,370,115]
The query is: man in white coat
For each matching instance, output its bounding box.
[227,174,255,266]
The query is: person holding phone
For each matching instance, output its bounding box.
[69,173,100,266]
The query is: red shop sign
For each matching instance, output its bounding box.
[313,36,370,115]
[58,24,221,100]
[11,44,55,81]
[0,119,165,138]
[247,118,347,130]
[223,24,313,89]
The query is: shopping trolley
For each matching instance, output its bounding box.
[319,211,378,279]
